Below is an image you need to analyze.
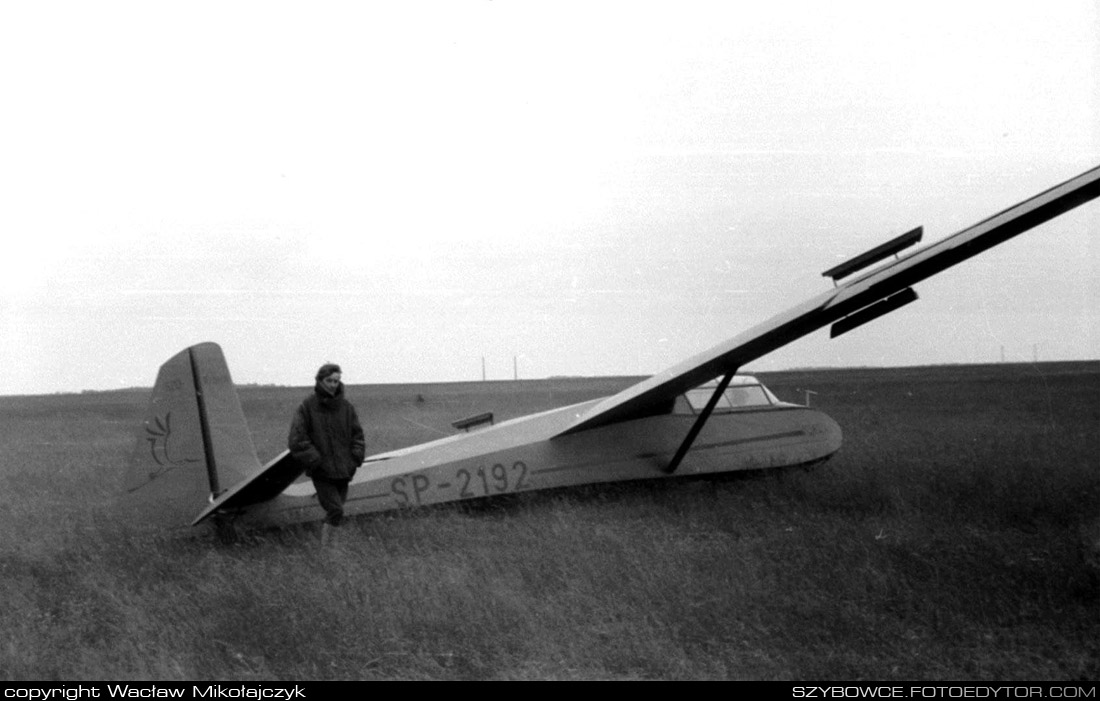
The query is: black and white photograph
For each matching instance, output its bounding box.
[1,0,1097,682]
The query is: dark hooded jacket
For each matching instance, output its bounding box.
[288,382,366,480]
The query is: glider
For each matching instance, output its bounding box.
[116,165,1100,530]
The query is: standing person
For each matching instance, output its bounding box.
[288,363,366,545]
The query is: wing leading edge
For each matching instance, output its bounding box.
[556,165,1100,437]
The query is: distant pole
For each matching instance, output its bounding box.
[481,356,486,382]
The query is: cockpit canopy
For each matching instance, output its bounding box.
[674,375,783,415]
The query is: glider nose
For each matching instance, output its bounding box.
[791,406,842,463]
[815,409,843,458]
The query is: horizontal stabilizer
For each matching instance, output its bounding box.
[191,450,304,526]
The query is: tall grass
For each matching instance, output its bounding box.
[0,364,1096,680]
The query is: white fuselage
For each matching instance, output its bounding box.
[240,398,842,526]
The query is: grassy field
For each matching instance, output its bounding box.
[1,362,1097,680]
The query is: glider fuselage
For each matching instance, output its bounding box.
[238,395,841,526]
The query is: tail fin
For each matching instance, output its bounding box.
[117,342,262,528]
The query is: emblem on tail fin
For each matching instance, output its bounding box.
[141,411,202,480]
[117,342,264,529]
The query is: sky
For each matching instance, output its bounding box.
[1,1,1097,395]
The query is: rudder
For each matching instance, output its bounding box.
[116,342,262,529]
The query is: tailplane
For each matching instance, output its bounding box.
[117,343,262,528]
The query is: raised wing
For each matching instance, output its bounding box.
[556,165,1100,437]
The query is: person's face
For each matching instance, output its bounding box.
[321,372,342,394]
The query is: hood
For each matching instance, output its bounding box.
[313,380,345,407]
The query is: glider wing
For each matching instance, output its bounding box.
[556,165,1100,437]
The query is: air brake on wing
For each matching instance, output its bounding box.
[452,412,495,432]
[822,226,923,284]
[822,226,923,338]
[830,287,918,338]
